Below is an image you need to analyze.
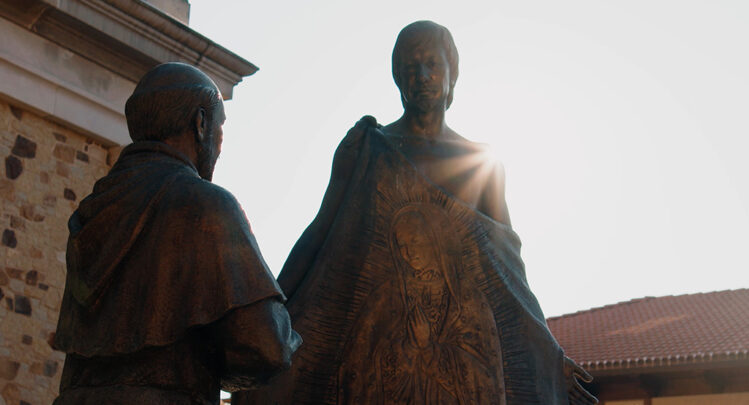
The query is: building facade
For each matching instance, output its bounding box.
[0,1,256,404]
[548,289,749,405]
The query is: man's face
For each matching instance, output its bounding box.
[197,100,225,181]
[397,35,451,113]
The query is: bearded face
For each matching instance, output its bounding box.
[196,102,225,181]
[396,35,453,114]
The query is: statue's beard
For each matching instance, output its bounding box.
[196,135,216,181]
[402,89,448,114]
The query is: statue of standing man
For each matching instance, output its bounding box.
[237,21,596,405]
[53,63,301,405]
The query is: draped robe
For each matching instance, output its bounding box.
[236,118,569,405]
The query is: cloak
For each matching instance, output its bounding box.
[237,119,568,405]
[54,141,283,357]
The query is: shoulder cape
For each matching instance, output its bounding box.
[54,141,283,357]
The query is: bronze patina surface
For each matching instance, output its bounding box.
[236,22,595,405]
[53,63,301,405]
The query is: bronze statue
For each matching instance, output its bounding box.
[236,21,595,405]
[53,62,301,405]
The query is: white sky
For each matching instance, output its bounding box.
[189,0,749,318]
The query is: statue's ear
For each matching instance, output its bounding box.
[194,107,207,143]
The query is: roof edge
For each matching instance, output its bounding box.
[548,288,749,322]
[104,0,259,78]
[0,0,257,100]
[578,350,749,375]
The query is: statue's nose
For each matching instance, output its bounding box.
[417,65,431,82]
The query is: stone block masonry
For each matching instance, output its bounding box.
[0,99,113,405]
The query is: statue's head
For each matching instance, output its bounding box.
[392,21,459,112]
[125,62,225,180]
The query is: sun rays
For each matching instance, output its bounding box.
[427,145,500,209]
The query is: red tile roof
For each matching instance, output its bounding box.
[547,289,749,372]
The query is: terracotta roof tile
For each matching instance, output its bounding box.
[547,289,749,371]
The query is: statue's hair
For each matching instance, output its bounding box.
[125,62,222,142]
[391,20,459,108]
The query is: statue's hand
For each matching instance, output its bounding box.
[357,115,379,129]
[407,305,432,349]
[341,115,379,150]
[564,356,598,405]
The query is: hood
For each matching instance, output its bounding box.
[65,141,197,308]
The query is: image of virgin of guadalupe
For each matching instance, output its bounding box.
[337,205,505,405]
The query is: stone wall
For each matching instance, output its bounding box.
[0,99,112,405]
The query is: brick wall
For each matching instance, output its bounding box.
[0,100,112,405]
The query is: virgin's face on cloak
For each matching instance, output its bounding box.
[394,213,440,273]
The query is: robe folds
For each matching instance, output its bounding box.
[237,118,569,405]
[54,141,285,404]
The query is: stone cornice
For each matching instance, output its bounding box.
[0,16,133,145]
[0,0,257,100]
